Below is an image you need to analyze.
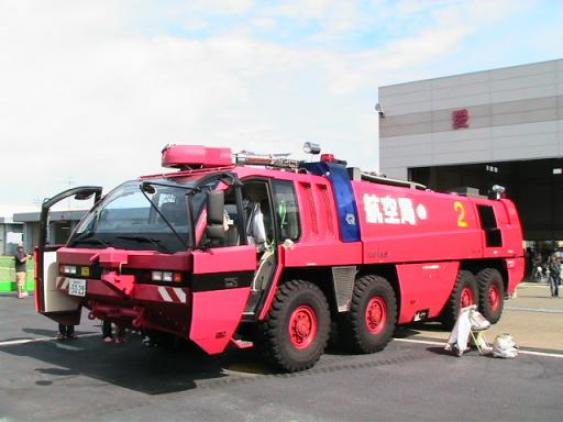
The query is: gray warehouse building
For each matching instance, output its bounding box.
[13,210,86,252]
[378,58,563,244]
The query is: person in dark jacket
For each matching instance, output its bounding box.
[549,253,561,298]
[14,244,30,299]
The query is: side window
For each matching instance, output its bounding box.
[272,180,300,242]
[241,181,274,247]
[477,205,503,247]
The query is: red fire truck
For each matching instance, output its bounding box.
[35,145,525,372]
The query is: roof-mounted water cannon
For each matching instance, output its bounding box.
[234,150,302,170]
[161,145,233,169]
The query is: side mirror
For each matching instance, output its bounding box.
[140,182,156,194]
[206,190,225,243]
[74,189,99,200]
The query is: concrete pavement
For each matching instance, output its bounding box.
[403,282,563,352]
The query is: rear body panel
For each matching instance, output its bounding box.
[396,261,460,323]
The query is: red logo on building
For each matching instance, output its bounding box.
[452,109,469,129]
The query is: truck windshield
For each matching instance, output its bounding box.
[69,179,211,253]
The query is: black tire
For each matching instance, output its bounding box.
[261,280,330,372]
[477,268,505,324]
[341,275,397,354]
[440,270,478,330]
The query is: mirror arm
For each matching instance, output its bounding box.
[185,193,196,249]
[234,184,247,245]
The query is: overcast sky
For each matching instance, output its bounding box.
[1,0,563,215]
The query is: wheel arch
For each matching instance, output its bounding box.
[280,267,337,314]
[357,264,401,318]
[275,264,401,321]
[461,259,508,295]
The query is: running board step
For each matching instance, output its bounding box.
[231,339,254,349]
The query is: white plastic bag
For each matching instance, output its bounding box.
[444,305,491,357]
[469,309,491,331]
[444,306,474,356]
[493,334,518,358]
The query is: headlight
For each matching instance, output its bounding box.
[152,271,183,283]
[60,265,77,275]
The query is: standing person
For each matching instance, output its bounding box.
[101,320,125,344]
[14,243,30,299]
[102,320,113,343]
[549,253,561,298]
[56,323,76,341]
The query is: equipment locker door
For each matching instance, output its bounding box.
[35,186,102,325]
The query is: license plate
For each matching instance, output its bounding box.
[68,278,87,297]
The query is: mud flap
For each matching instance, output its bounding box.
[190,245,257,354]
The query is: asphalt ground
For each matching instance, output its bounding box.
[0,283,562,422]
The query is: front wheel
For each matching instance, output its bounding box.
[341,275,397,354]
[261,280,330,372]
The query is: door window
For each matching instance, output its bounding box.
[272,180,300,242]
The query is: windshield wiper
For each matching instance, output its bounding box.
[115,235,172,254]
[138,183,192,249]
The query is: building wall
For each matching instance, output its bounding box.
[379,59,563,179]
[0,223,24,255]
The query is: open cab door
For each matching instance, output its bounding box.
[189,189,258,354]
[35,186,102,325]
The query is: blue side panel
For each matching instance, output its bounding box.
[302,162,361,242]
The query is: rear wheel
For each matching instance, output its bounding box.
[342,275,397,354]
[477,268,505,324]
[261,280,330,372]
[441,270,478,329]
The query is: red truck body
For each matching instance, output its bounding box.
[35,145,525,371]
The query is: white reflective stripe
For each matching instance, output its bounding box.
[422,265,440,270]
[173,288,186,303]
[158,286,173,302]
[61,278,69,289]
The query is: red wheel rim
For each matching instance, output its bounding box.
[365,296,387,335]
[288,305,318,350]
[489,284,501,312]
[460,286,475,308]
